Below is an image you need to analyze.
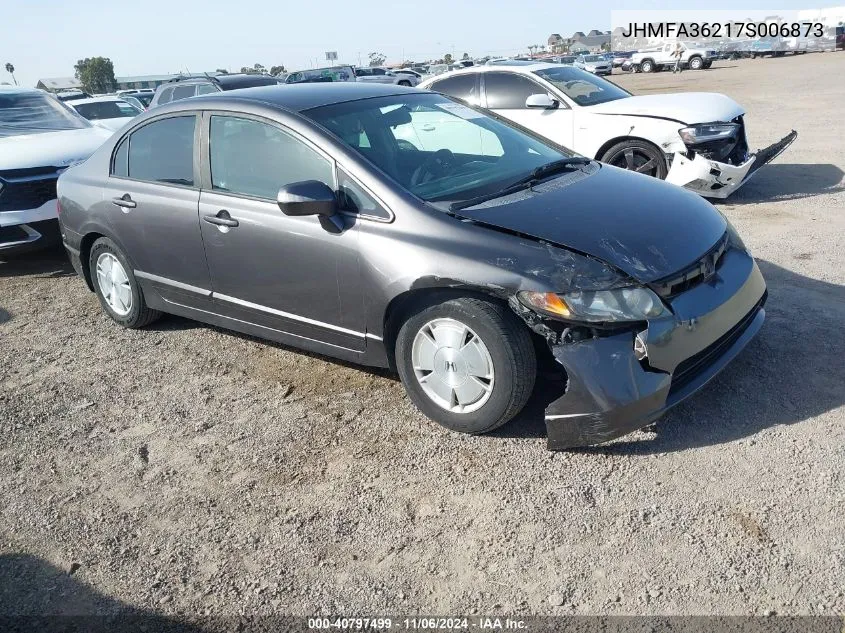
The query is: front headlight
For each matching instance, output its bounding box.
[518,287,666,323]
[679,123,739,145]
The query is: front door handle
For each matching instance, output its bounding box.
[112,194,136,209]
[203,210,239,228]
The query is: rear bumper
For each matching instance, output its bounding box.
[666,130,797,199]
[544,249,767,449]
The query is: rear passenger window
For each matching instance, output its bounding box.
[172,85,197,102]
[430,74,478,105]
[209,115,333,200]
[197,83,219,95]
[127,116,196,185]
[112,136,129,177]
[156,87,174,105]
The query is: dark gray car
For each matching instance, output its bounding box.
[57,84,767,449]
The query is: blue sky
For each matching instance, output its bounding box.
[1,0,837,86]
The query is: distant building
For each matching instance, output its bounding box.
[35,77,83,92]
[546,29,611,54]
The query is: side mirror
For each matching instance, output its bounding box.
[277,180,337,217]
[525,93,558,109]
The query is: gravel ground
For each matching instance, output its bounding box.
[1,53,844,619]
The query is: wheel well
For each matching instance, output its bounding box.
[78,232,104,291]
[594,136,664,162]
[381,287,509,371]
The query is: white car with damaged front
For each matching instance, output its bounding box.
[0,87,112,254]
[419,63,796,198]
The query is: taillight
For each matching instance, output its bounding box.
[56,198,62,215]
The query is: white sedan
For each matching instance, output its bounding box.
[419,63,795,198]
[66,96,143,132]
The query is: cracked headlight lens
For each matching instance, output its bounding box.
[519,287,666,323]
[679,123,739,145]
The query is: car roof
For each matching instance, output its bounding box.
[422,62,560,82]
[0,85,42,95]
[171,83,424,113]
[69,96,128,105]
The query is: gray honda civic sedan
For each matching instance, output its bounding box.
[57,83,767,449]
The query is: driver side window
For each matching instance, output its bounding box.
[484,72,545,109]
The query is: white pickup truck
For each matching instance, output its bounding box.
[632,42,716,72]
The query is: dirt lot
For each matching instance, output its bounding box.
[1,53,844,620]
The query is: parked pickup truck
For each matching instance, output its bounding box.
[631,42,716,73]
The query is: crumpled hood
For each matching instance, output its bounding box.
[0,127,112,170]
[454,165,727,283]
[588,92,745,125]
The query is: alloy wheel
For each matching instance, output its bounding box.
[96,252,132,316]
[606,147,662,177]
[411,317,495,413]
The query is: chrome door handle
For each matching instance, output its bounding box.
[112,194,136,209]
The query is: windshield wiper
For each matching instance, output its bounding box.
[449,157,591,212]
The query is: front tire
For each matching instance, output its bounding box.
[600,139,668,179]
[395,296,536,435]
[89,237,161,329]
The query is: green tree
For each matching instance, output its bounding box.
[253,63,266,74]
[368,52,386,67]
[443,53,453,65]
[74,57,115,93]
[4,62,17,85]
[269,65,286,76]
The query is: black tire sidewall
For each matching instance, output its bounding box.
[396,298,533,435]
[601,140,668,179]
[88,237,147,328]
[689,56,703,70]
[641,60,654,72]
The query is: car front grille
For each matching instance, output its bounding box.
[0,168,61,213]
[668,291,766,397]
[649,231,729,298]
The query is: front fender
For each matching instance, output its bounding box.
[576,113,686,159]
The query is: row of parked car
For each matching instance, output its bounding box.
[2,54,797,448]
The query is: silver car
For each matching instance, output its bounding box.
[57,84,766,449]
[574,54,612,76]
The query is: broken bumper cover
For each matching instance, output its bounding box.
[665,130,797,199]
[544,249,767,450]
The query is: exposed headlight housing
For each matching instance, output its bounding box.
[518,287,667,324]
[679,123,739,145]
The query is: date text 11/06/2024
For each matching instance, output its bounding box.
[620,21,825,39]
[308,617,528,630]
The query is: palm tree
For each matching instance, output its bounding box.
[4,63,17,85]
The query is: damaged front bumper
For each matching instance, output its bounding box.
[544,248,767,450]
[665,130,797,199]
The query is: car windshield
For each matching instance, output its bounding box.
[0,91,90,137]
[306,93,572,206]
[582,55,603,62]
[533,66,630,106]
[73,100,141,120]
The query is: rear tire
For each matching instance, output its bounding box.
[89,237,161,329]
[395,296,536,435]
[398,80,411,87]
